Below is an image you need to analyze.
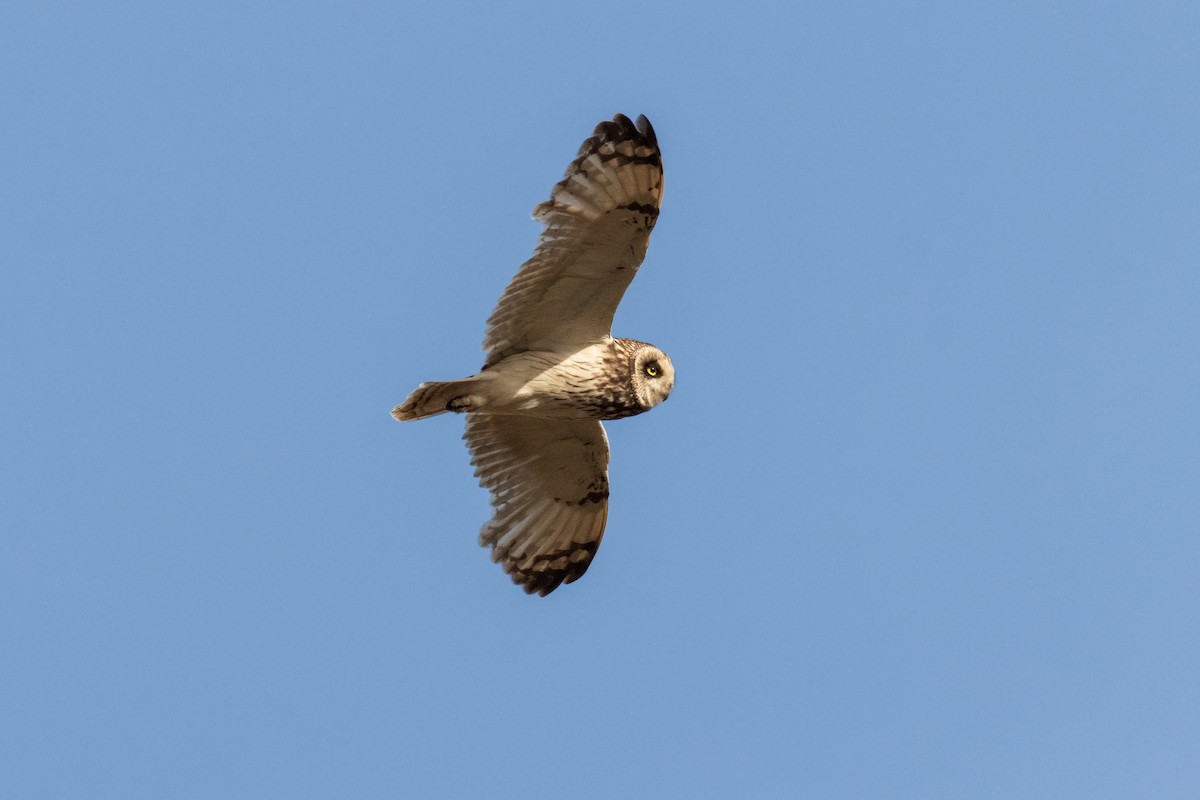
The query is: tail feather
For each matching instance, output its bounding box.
[391,377,483,421]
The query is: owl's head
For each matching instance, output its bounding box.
[630,345,675,410]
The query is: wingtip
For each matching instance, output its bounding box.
[634,114,656,145]
[590,113,657,148]
[610,112,635,130]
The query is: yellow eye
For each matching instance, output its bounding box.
[645,363,659,377]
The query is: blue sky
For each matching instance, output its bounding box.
[3,2,1198,797]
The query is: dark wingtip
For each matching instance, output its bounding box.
[611,112,635,131]
[591,113,655,144]
[576,113,660,163]
[516,572,562,597]
[635,114,657,146]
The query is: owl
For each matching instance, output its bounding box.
[392,113,674,596]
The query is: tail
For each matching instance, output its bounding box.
[391,376,486,421]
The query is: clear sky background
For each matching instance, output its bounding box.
[3,2,1198,798]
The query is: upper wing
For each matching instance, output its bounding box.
[465,413,611,596]
[482,114,664,367]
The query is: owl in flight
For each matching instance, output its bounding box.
[392,113,674,596]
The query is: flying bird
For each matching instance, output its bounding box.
[392,113,674,596]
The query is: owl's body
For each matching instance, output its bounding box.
[392,114,674,596]
[392,338,673,422]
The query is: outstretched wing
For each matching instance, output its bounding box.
[482,113,664,367]
[465,414,611,596]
